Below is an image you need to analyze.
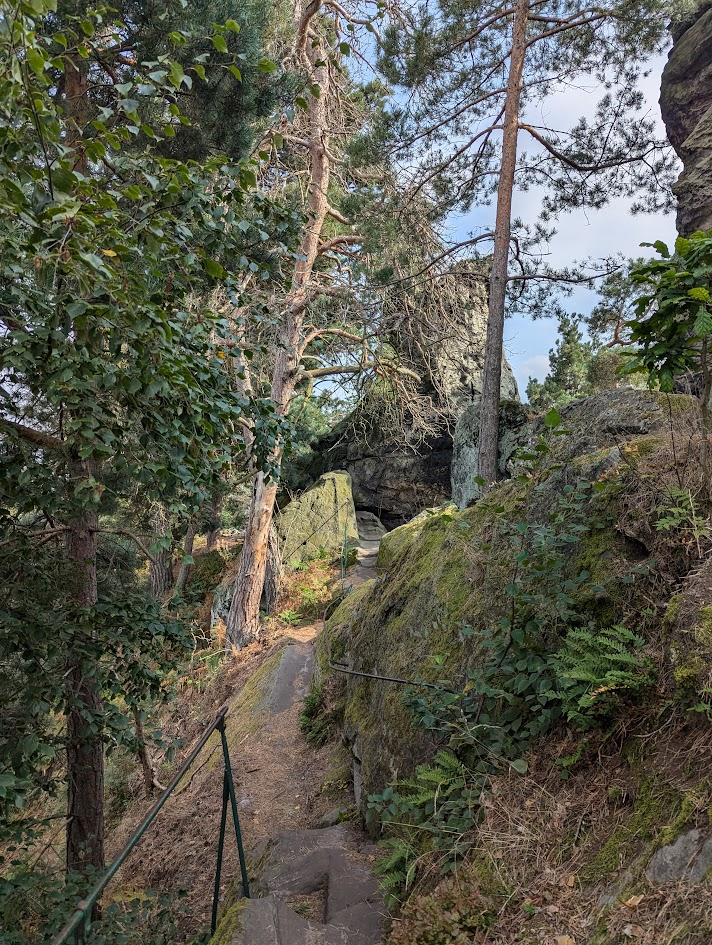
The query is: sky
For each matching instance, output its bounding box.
[451,55,679,399]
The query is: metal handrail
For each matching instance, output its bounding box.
[52,706,249,944]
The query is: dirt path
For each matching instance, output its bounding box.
[110,518,387,943]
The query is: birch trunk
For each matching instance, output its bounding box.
[477,0,529,487]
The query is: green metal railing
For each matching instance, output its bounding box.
[52,707,249,944]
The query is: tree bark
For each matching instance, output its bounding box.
[173,519,197,596]
[66,470,104,875]
[476,0,529,487]
[261,524,283,615]
[225,5,331,650]
[132,708,163,797]
[149,505,173,599]
[205,491,223,551]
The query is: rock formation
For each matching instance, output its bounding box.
[292,265,519,526]
[211,472,358,629]
[314,389,704,803]
[275,471,359,567]
[660,2,712,235]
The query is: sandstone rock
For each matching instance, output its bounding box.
[275,471,359,567]
[314,389,700,806]
[451,399,531,508]
[645,828,712,885]
[216,826,383,945]
[288,265,518,525]
[660,3,712,235]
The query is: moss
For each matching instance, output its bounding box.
[664,592,682,627]
[651,391,699,416]
[203,650,284,771]
[580,776,686,884]
[210,899,246,945]
[186,549,228,602]
[695,605,712,646]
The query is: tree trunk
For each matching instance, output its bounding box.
[149,505,173,599]
[133,708,163,797]
[66,479,104,874]
[477,0,530,487]
[225,9,330,650]
[205,491,223,551]
[173,519,197,596]
[261,524,283,615]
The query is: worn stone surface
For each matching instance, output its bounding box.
[276,471,359,567]
[660,3,712,235]
[646,828,712,885]
[225,826,383,945]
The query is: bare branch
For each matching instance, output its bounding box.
[0,418,64,451]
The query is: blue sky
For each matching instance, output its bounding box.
[448,56,678,399]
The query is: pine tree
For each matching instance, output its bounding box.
[377,0,676,485]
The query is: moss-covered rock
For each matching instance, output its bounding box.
[316,390,707,807]
[275,471,359,567]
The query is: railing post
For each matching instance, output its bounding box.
[218,717,251,899]
[211,771,230,934]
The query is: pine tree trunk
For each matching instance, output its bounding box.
[477,0,530,487]
[226,473,279,646]
[173,519,197,596]
[261,524,283,615]
[149,506,172,599]
[66,468,104,875]
[225,10,330,650]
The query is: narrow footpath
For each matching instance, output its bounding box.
[219,512,388,945]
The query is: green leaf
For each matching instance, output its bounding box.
[26,47,46,77]
[225,18,241,32]
[169,60,185,88]
[544,407,561,429]
[693,307,712,337]
[257,57,277,74]
[211,34,228,53]
[204,258,224,278]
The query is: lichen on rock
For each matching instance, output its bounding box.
[275,470,359,567]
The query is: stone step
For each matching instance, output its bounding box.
[225,826,384,945]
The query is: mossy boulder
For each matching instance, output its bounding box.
[317,389,704,806]
[275,471,358,567]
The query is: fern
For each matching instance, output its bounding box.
[553,625,654,728]
[368,751,485,900]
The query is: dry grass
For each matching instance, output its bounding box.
[386,719,712,945]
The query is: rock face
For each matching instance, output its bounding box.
[313,389,700,804]
[290,266,519,526]
[211,473,358,629]
[660,3,712,235]
[452,399,531,507]
[275,471,359,567]
[452,388,690,509]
